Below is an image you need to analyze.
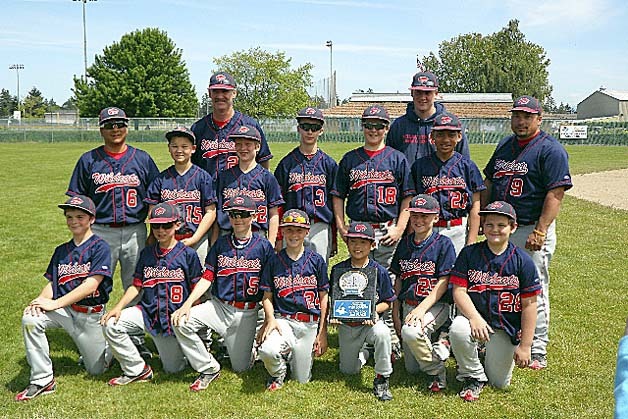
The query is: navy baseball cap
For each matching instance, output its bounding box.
[166,126,196,143]
[209,71,237,90]
[479,201,517,223]
[99,107,129,126]
[149,202,181,224]
[361,105,390,123]
[345,222,375,241]
[280,209,310,228]
[410,72,439,91]
[433,112,462,131]
[510,95,542,114]
[408,194,440,214]
[224,195,257,213]
[59,195,96,216]
[229,124,262,142]
[297,107,325,124]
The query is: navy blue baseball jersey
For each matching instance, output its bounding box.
[330,258,396,305]
[450,241,541,344]
[483,131,572,225]
[145,164,216,237]
[191,111,273,180]
[391,232,456,304]
[215,164,285,231]
[274,148,338,224]
[411,151,486,220]
[330,146,415,222]
[45,234,113,307]
[67,145,160,225]
[204,233,275,303]
[132,242,202,337]
[260,248,330,317]
[386,102,470,163]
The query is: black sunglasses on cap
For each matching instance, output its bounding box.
[152,222,175,230]
[102,121,128,130]
[228,210,254,219]
[362,122,388,130]
[298,123,323,132]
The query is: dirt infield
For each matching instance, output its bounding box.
[566,168,628,210]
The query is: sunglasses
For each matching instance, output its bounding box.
[228,210,254,219]
[362,122,388,130]
[152,222,175,230]
[283,213,307,224]
[102,121,128,130]
[298,123,323,132]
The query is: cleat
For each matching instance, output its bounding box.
[266,372,286,392]
[459,378,485,402]
[108,364,153,386]
[427,370,447,393]
[15,379,56,402]
[373,375,393,401]
[529,354,547,370]
[189,371,220,392]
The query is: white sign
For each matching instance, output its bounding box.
[560,125,588,139]
[13,110,21,120]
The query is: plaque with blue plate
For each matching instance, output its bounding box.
[330,267,377,322]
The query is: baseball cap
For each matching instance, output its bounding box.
[361,105,390,123]
[410,72,439,91]
[148,202,181,224]
[223,195,257,213]
[344,221,375,241]
[433,112,462,131]
[208,71,237,90]
[166,126,196,143]
[510,95,542,114]
[280,209,310,228]
[229,124,262,142]
[296,107,325,124]
[479,201,517,223]
[99,107,129,126]
[407,194,440,214]
[59,195,96,216]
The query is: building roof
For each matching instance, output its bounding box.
[578,89,628,106]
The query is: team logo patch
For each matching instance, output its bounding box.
[440,116,452,124]
[238,126,249,134]
[418,76,428,83]
[517,97,530,105]
[154,207,166,216]
[369,107,380,115]
[234,197,245,205]
[305,107,316,115]
[69,196,84,205]
[216,74,226,82]
[107,108,120,116]
[355,224,367,232]
[414,197,427,206]
[487,202,503,209]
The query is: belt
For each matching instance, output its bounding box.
[434,218,463,228]
[221,299,258,310]
[175,233,194,240]
[352,220,394,229]
[100,222,138,228]
[71,304,104,314]
[281,312,320,323]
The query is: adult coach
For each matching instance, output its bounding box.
[386,71,470,163]
[191,71,273,180]
[482,95,572,370]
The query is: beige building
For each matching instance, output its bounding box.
[577,88,628,121]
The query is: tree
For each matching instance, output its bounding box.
[197,92,212,118]
[22,87,47,118]
[0,88,17,117]
[213,47,313,118]
[61,97,78,110]
[422,20,552,101]
[73,27,197,117]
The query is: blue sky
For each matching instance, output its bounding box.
[2,0,627,109]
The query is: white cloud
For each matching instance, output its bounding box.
[262,42,425,57]
[507,0,616,27]
[275,0,421,11]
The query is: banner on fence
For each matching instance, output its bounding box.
[560,125,588,139]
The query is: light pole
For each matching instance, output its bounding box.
[9,64,24,123]
[73,0,97,79]
[325,40,333,107]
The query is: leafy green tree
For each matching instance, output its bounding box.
[73,27,197,117]
[22,87,47,118]
[61,97,78,110]
[46,98,61,112]
[0,88,17,117]
[198,92,212,118]
[423,19,552,101]
[213,47,313,118]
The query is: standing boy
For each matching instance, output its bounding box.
[390,195,457,393]
[102,203,202,386]
[16,195,112,401]
[411,112,485,254]
[448,201,540,402]
[256,209,330,391]
[274,107,338,262]
[172,195,275,390]
[331,222,397,402]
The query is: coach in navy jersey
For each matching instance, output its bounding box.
[191,71,272,180]
[482,96,572,371]
[386,71,470,164]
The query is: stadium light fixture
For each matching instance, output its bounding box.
[8,64,24,123]
[73,0,97,79]
[325,40,333,107]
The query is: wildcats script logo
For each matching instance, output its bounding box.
[398,260,436,280]
[402,133,432,145]
[92,172,140,193]
[216,254,261,276]
[493,159,528,178]
[161,189,201,203]
[222,187,265,201]
[288,172,326,191]
[201,138,235,159]
[467,269,519,292]
[58,262,91,285]
[273,274,317,298]
[421,175,467,194]
[349,168,394,189]
[142,267,185,287]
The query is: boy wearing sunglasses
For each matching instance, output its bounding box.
[102,203,203,386]
[274,107,338,262]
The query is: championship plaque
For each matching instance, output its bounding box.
[330,267,378,322]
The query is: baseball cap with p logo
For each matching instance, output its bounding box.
[410,72,439,91]
[99,107,129,126]
[433,112,462,131]
[209,72,237,90]
[408,194,440,214]
[479,201,517,222]
[510,95,542,114]
[361,105,390,123]
[148,202,181,224]
[344,222,376,241]
[58,195,96,216]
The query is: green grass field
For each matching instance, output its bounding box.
[1,142,627,418]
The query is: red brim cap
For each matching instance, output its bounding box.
[509,106,540,114]
[280,221,310,228]
[148,216,178,223]
[407,208,439,214]
[344,232,375,241]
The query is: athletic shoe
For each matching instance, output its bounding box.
[189,371,220,392]
[108,364,153,386]
[529,354,547,370]
[373,375,393,401]
[266,372,286,392]
[427,370,447,393]
[459,378,485,402]
[15,379,56,401]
